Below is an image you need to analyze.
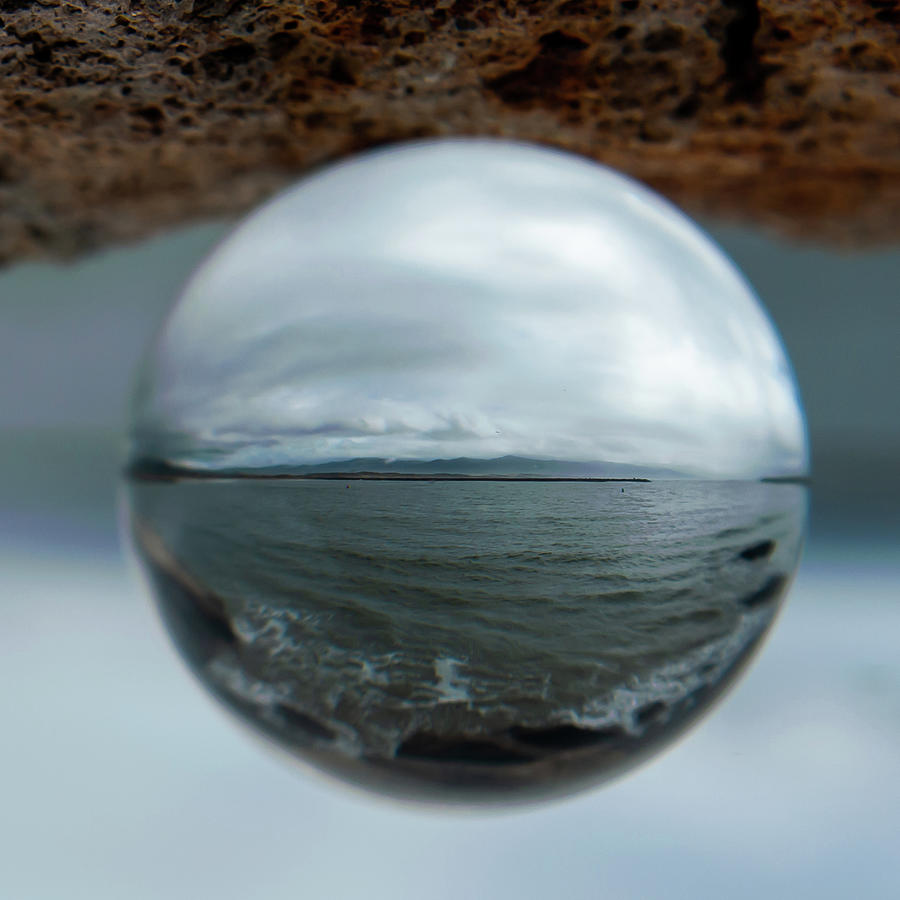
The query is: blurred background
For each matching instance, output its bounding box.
[1,217,897,899]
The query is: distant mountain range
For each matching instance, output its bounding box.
[127,454,691,481]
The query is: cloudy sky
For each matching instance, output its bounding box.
[134,141,807,478]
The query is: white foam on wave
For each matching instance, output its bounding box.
[232,602,325,651]
[206,655,364,756]
[207,655,292,708]
[219,575,784,756]
[577,605,776,735]
[434,656,472,703]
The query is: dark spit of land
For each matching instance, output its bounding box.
[126,457,651,483]
[257,473,650,482]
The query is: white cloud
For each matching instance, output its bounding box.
[135,140,807,478]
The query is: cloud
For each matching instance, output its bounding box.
[134,141,807,479]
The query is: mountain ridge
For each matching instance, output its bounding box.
[127,454,690,481]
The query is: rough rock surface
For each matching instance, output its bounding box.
[2,0,900,264]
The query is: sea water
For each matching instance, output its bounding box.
[127,477,806,801]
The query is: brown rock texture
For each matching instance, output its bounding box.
[2,0,900,264]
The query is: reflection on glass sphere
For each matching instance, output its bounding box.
[125,140,808,805]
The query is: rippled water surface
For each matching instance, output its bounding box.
[128,479,805,800]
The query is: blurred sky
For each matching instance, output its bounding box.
[2,214,896,548]
[0,206,898,899]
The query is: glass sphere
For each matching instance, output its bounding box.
[125,140,808,805]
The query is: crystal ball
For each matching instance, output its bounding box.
[125,140,808,804]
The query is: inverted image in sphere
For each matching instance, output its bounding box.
[126,140,808,804]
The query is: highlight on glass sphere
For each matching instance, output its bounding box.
[124,139,808,805]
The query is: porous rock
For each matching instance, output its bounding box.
[2,0,900,264]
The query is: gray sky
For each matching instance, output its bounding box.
[133,141,806,478]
